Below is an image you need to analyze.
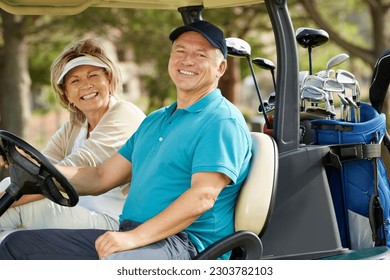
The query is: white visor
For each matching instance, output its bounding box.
[57,55,108,84]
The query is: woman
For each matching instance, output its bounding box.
[0,38,145,235]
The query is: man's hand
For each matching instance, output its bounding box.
[95,231,135,259]
[94,172,231,259]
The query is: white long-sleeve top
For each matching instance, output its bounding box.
[42,97,145,221]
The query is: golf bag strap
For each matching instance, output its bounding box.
[369,193,386,246]
[324,143,381,169]
[370,132,387,246]
[311,123,353,132]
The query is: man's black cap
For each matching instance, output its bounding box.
[169,20,227,59]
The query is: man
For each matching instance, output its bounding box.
[0,20,252,260]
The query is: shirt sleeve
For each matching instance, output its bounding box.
[191,118,251,184]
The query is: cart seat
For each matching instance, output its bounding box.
[194,132,278,259]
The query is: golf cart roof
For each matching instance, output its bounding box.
[0,0,264,15]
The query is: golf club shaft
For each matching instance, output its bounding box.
[247,56,271,129]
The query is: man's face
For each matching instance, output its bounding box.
[168,31,226,96]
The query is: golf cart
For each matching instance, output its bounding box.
[1,0,390,260]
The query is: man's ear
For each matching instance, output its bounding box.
[217,59,227,78]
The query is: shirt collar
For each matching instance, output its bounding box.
[165,89,222,116]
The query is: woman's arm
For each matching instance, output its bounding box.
[11,100,144,206]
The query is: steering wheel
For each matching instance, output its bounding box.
[0,130,78,216]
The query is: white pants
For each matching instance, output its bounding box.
[0,177,119,236]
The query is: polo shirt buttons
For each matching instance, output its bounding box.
[159,137,164,142]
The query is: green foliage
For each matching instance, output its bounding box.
[2,1,387,115]
[291,0,373,76]
[22,5,278,111]
[22,8,183,111]
[203,5,275,82]
[118,9,182,107]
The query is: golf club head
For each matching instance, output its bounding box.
[345,96,359,122]
[226,37,251,58]
[337,92,350,121]
[268,92,276,105]
[295,27,329,49]
[260,99,275,113]
[323,78,344,92]
[299,71,309,89]
[316,69,335,78]
[345,96,358,109]
[302,75,324,89]
[326,53,349,76]
[336,69,356,84]
[252,57,275,71]
[301,85,327,103]
[337,92,349,105]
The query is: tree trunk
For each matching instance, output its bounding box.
[219,57,241,104]
[0,11,31,137]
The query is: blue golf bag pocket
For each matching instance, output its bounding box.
[311,102,390,249]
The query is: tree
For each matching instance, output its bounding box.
[207,4,273,106]
[297,0,390,66]
[0,8,142,138]
[0,11,30,136]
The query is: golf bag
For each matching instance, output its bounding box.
[311,102,390,249]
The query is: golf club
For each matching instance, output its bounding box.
[299,71,309,111]
[296,27,329,75]
[252,57,277,91]
[301,75,324,107]
[316,53,349,78]
[337,92,350,121]
[323,77,345,119]
[345,95,359,123]
[337,69,360,122]
[325,53,349,78]
[226,37,271,129]
[301,85,334,118]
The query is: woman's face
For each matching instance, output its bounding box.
[64,65,111,118]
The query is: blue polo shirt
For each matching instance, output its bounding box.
[118,89,252,259]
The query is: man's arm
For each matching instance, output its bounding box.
[57,152,132,196]
[95,171,231,258]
